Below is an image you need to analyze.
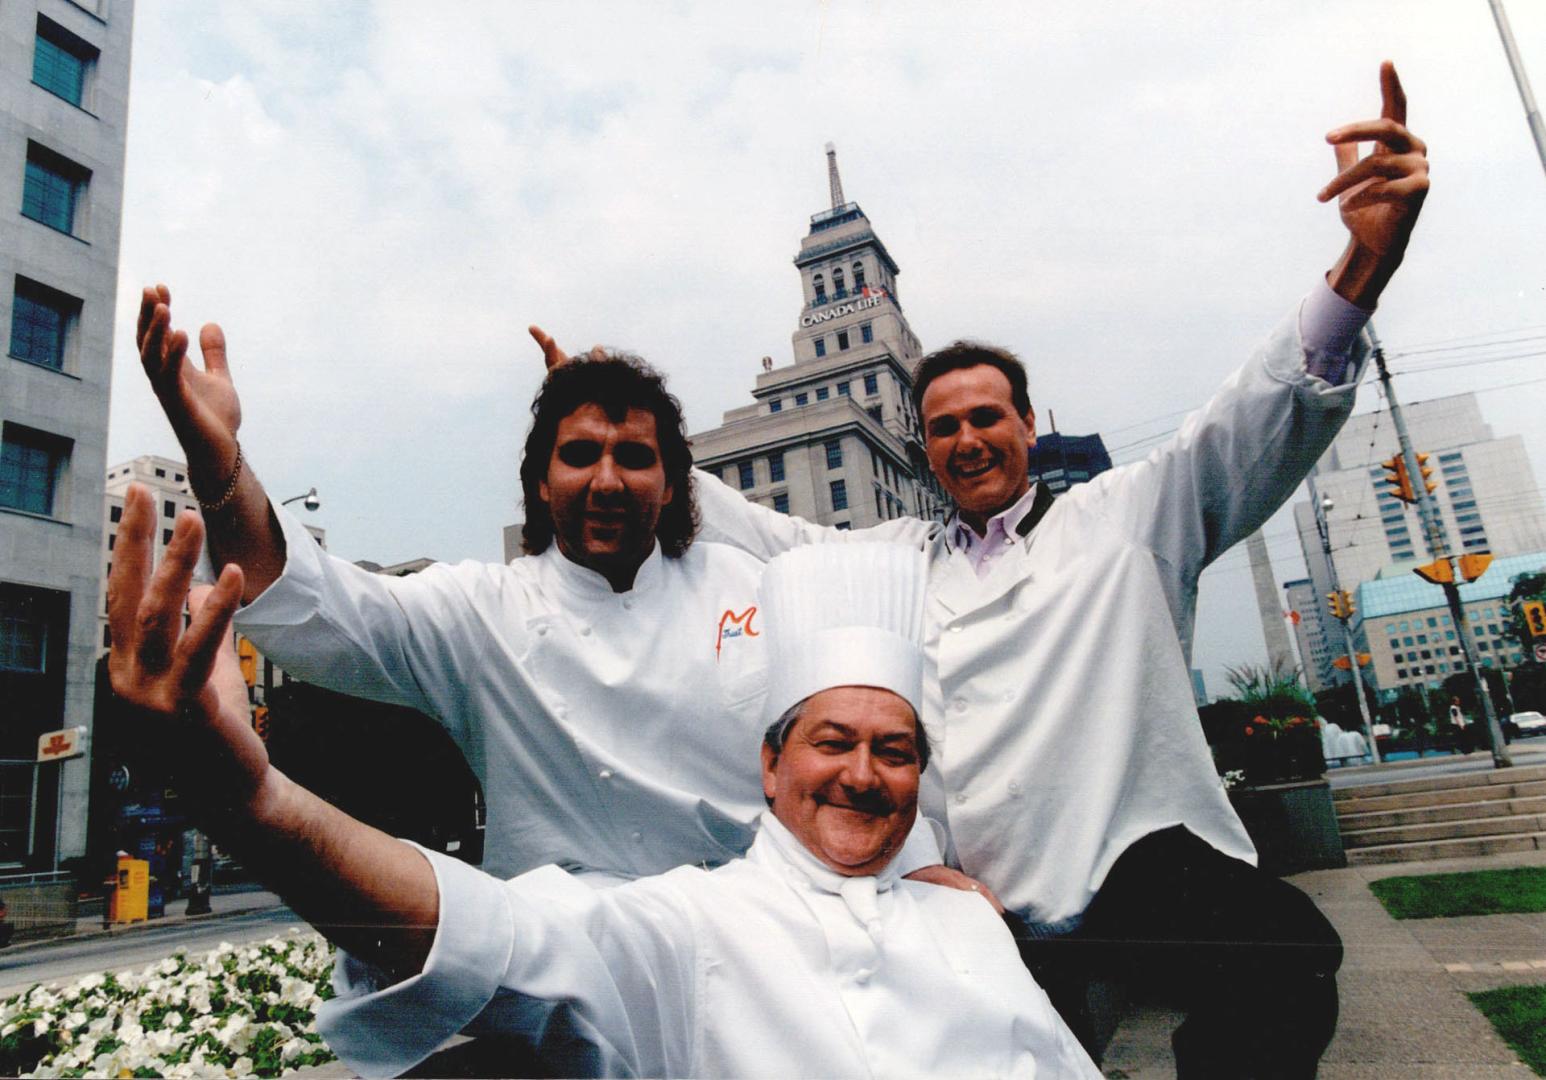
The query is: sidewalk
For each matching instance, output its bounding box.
[1101,846,1546,1078]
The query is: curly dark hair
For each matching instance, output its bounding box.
[519,353,699,558]
[910,340,1032,423]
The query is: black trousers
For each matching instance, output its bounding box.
[1011,826,1343,1080]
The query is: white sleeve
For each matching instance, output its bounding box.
[230,499,493,725]
[321,852,698,1079]
[1088,301,1369,640]
[694,467,936,561]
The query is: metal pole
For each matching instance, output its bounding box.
[1487,0,1546,182]
[1368,323,1512,766]
[1308,471,1380,763]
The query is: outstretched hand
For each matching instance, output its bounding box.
[137,285,242,481]
[1319,62,1429,305]
[106,484,271,819]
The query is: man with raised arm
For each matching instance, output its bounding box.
[651,64,1429,1077]
[107,506,1096,1078]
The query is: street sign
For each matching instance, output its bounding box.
[1536,643,1546,664]
[37,725,87,762]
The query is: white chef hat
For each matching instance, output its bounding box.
[758,542,929,730]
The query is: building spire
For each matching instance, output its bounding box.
[825,142,846,209]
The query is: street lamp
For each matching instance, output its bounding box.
[280,487,321,512]
[1311,486,1381,764]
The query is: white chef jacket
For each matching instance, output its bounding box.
[695,300,1371,926]
[319,812,1101,1078]
[235,513,940,880]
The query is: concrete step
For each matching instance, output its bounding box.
[1337,794,1546,832]
[1344,830,1546,866]
[1341,812,1546,849]
[1331,763,1546,802]
[1335,778,1546,816]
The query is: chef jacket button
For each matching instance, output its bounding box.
[622,599,634,611]
[599,768,614,781]
[1003,535,1013,545]
[949,624,963,634]
[1008,780,1022,798]
[556,704,568,719]
[954,792,968,805]
[537,626,549,636]
[952,698,967,714]
[631,831,643,843]
[854,968,874,984]
[1002,690,1013,703]
[580,625,592,636]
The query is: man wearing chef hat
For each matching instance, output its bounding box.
[106,514,1099,1078]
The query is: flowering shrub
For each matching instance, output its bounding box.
[0,930,337,1078]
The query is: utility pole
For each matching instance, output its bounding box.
[1308,474,1380,763]
[1369,323,1512,767]
[1487,0,1546,182]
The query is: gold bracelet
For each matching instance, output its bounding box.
[196,442,243,513]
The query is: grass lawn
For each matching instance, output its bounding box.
[1368,866,1546,919]
[1470,985,1546,1077]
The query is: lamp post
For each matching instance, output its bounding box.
[280,487,321,512]
[1310,484,1380,764]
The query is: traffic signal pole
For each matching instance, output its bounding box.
[1308,470,1380,763]
[1369,324,1512,767]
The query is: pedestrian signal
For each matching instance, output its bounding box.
[1525,600,1546,638]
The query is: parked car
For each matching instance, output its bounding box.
[0,896,13,947]
[1507,710,1546,738]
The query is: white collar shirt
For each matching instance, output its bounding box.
[320,813,1100,1078]
[948,484,1041,578]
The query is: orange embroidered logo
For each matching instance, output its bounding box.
[716,606,759,657]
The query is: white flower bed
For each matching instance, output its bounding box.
[0,930,338,1078]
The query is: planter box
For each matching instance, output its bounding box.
[1229,778,1346,876]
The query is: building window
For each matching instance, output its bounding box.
[833,268,846,298]
[109,504,121,523]
[0,593,48,672]
[863,372,879,396]
[852,262,866,292]
[738,461,755,490]
[769,452,785,483]
[9,278,79,371]
[769,398,782,413]
[795,392,809,407]
[162,499,176,518]
[22,143,90,236]
[837,330,850,351]
[830,479,848,511]
[107,533,114,550]
[162,528,173,545]
[32,17,97,108]
[0,424,68,516]
[813,274,826,304]
[773,492,789,514]
[837,381,850,396]
[860,323,873,344]
[816,386,829,401]
[814,338,826,359]
[834,521,851,531]
[825,439,843,469]
[875,490,884,517]
[866,405,883,423]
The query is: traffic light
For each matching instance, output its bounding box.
[1382,455,1414,503]
[1525,600,1546,638]
[237,636,259,688]
[1458,553,1493,583]
[1326,590,1355,621]
[1414,558,1455,585]
[1332,652,1372,670]
[1413,452,1436,496]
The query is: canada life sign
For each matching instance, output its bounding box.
[800,293,884,328]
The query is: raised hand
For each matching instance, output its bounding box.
[137,285,242,483]
[106,484,270,817]
[1319,62,1429,304]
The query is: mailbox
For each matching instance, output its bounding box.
[109,855,149,925]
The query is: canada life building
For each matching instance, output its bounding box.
[0,0,133,874]
[692,147,948,527]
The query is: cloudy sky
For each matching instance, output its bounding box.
[107,2,1546,694]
